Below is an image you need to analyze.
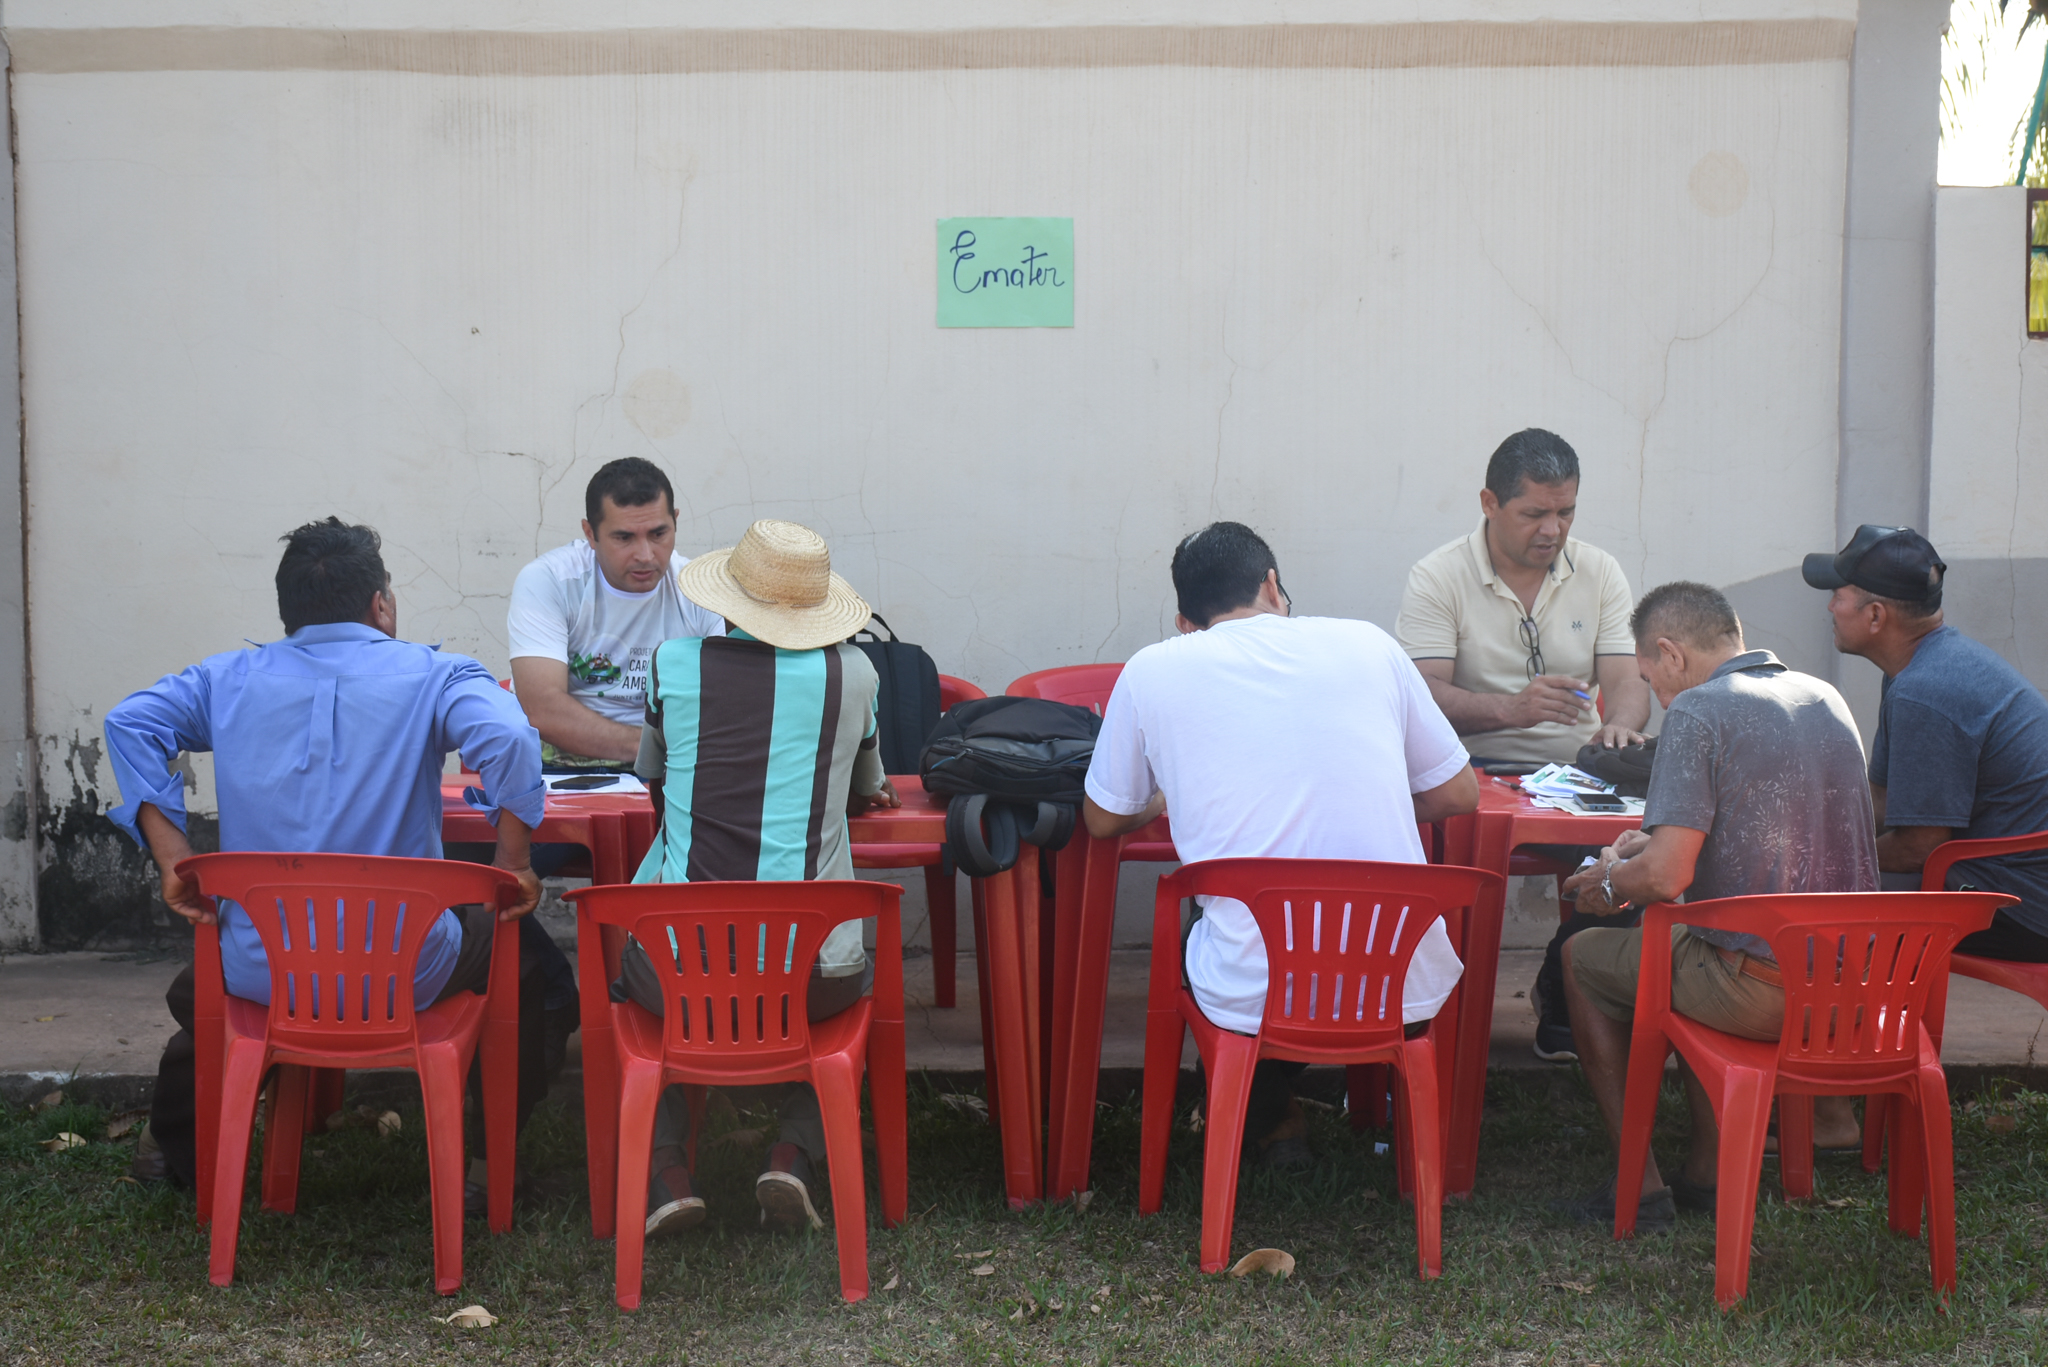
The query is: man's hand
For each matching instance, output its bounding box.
[1610,828,1652,861]
[159,860,216,926]
[1562,855,1621,917]
[1505,675,1595,730]
[135,803,213,926]
[850,776,902,815]
[1592,721,1647,749]
[491,811,542,921]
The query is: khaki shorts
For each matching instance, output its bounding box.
[1568,925,1783,1042]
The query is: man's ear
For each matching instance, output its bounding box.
[364,586,397,637]
[581,518,597,547]
[1174,612,1202,635]
[1256,568,1286,614]
[1657,636,1685,676]
[1479,487,1501,518]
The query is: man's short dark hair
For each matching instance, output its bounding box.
[1484,428,1581,504]
[1171,522,1278,628]
[276,518,387,634]
[1630,581,1743,652]
[1858,585,1943,622]
[584,457,675,529]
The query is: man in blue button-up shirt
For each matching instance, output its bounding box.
[105,518,547,1193]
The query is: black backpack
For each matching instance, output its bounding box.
[850,615,942,775]
[1574,736,1657,799]
[919,696,1101,876]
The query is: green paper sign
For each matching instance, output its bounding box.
[937,217,1074,328]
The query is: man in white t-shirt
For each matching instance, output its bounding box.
[1082,522,1479,1169]
[507,457,725,767]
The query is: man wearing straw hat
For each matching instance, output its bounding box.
[615,519,900,1237]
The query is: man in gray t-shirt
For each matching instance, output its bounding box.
[1552,582,1876,1231]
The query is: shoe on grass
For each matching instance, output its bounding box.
[1533,1016,1578,1063]
[646,1161,707,1238]
[128,1122,166,1184]
[1254,1098,1313,1171]
[1551,1174,1675,1233]
[1669,1173,1717,1214]
[755,1142,825,1231]
[1530,976,1577,1062]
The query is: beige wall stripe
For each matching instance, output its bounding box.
[6,20,1854,76]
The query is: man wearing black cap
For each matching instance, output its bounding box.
[1806,525,2048,960]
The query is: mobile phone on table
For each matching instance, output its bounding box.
[1479,762,1544,777]
[552,774,620,791]
[1573,793,1627,813]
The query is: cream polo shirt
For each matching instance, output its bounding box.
[1395,520,1637,764]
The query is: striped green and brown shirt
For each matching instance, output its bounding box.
[631,630,883,974]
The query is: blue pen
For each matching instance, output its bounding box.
[1572,689,1592,701]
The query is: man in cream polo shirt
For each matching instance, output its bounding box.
[1396,428,1651,1061]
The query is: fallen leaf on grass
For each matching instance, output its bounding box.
[969,1264,995,1277]
[104,1110,148,1140]
[1822,1197,1861,1209]
[436,1305,496,1328]
[938,1093,989,1122]
[1987,1114,2019,1135]
[1542,1280,1595,1294]
[1229,1249,1295,1279]
[116,1176,139,1185]
[1009,1306,1024,1321]
[1093,1285,1112,1300]
[34,1090,62,1110]
[1075,1190,1094,1211]
[376,1111,402,1139]
[40,1132,86,1152]
[1046,1298,1064,1312]
[1089,1304,1101,1315]
[955,1248,995,1260]
[881,1274,898,1291]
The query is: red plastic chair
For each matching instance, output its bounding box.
[180,853,526,1295]
[852,674,984,1010]
[1136,858,1502,1277]
[1860,829,2048,1176]
[563,879,907,1307]
[1612,891,2012,1307]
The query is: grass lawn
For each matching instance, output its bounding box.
[4,1070,2048,1365]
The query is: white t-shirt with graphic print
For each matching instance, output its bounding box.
[506,541,725,728]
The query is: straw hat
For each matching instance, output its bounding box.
[677,520,871,651]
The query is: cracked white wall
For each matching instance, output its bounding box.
[1928,186,2048,685]
[14,45,1850,826]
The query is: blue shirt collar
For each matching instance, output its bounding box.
[281,622,417,648]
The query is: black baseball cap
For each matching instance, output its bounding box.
[1801,524,1946,603]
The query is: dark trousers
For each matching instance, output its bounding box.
[1521,843,1646,1021]
[149,908,550,1190]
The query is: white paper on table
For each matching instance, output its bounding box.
[544,773,648,795]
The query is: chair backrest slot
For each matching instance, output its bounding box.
[726,922,738,976]
[1283,900,1295,953]
[1282,970,1294,1018]
[696,924,711,975]
[756,921,768,974]
[1311,900,1323,953]
[1363,903,1381,955]
[1307,971,1319,1020]
[1337,902,1353,954]
[783,923,798,974]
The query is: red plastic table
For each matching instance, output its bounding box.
[1436,779,1641,1196]
[441,781,659,1234]
[848,777,1059,1208]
